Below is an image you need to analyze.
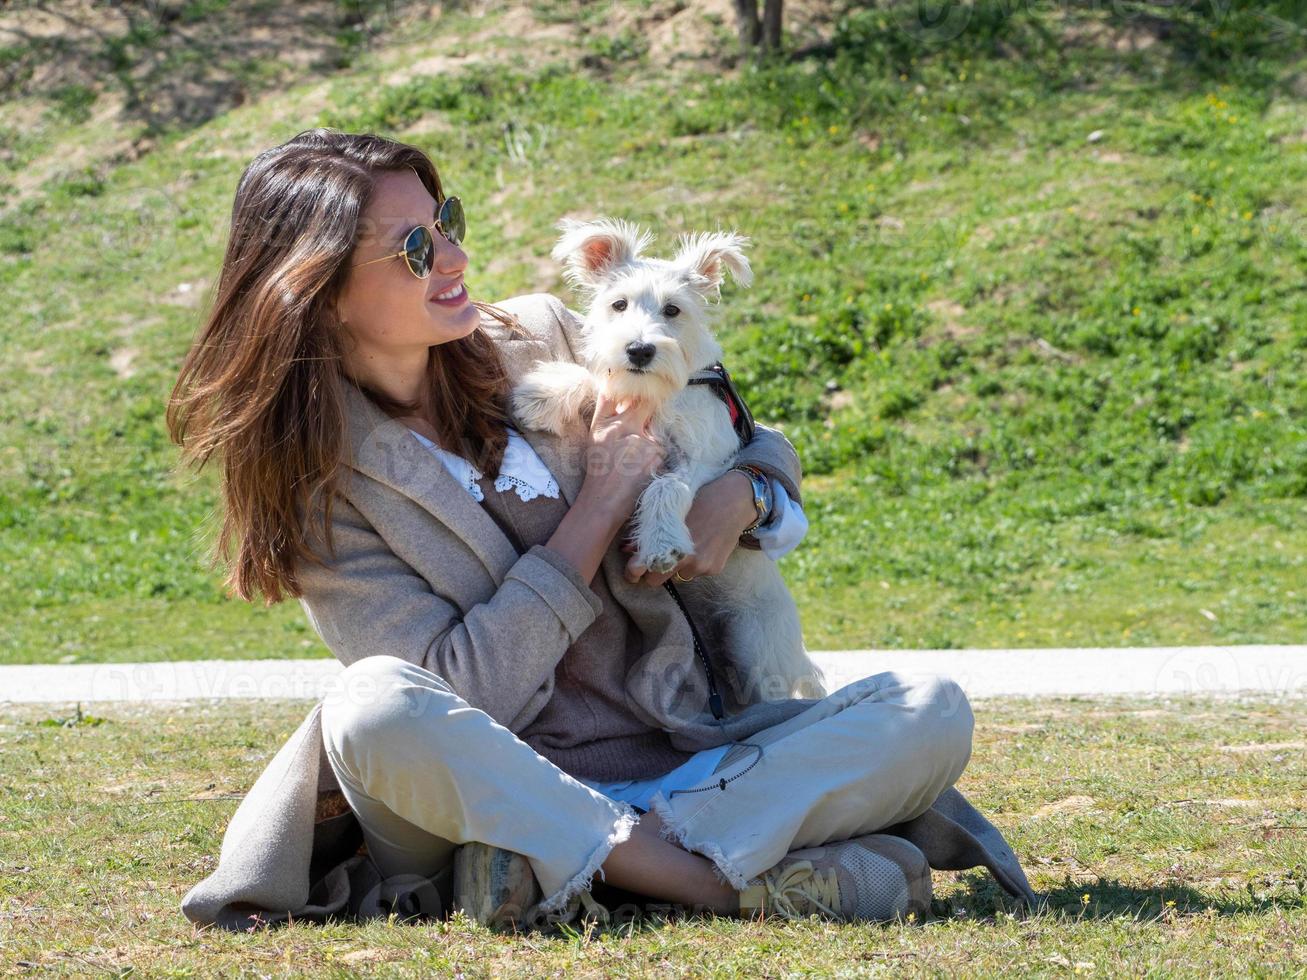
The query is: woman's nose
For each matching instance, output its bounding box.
[433,236,468,276]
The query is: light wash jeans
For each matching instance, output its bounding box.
[320,655,974,919]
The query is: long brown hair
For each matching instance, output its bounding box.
[167,128,529,605]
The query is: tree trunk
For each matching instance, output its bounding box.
[734,0,761,49]
[762,0,784,51]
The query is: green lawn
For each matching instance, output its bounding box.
[2,0,1304,662]
[0,695,1302,973]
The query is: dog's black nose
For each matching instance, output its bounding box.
[625,341,656,368]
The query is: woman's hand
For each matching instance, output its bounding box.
[575,389,666,526]
[622,468,759,586]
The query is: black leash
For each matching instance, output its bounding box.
[662,579,726,721]
[658,591,768,797]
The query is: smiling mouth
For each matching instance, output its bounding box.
[429,281,466,303]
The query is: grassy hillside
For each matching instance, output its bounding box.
[1,0,1304,663]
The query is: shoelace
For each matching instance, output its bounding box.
[760,859,841,920]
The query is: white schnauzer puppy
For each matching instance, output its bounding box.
[510,217,826,702]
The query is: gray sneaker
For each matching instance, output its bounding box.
[738,833,932,923]
[451,842,542,931]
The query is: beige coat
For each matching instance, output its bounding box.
[180,293,1037,929]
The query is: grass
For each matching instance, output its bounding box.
[1,0,1305,662]
[0,694,1302,973]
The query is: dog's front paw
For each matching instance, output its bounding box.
[643,547,687,575]
[634,525,696,575]
[511,362,595,436]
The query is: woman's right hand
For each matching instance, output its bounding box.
[579,389,666,521]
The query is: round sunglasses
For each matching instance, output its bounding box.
[351,196,465,279]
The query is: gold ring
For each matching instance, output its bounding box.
[674,571,694,582]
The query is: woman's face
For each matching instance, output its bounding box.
[334,168,478,367]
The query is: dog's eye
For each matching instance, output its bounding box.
[611,298,627,312]
[662,304,680,318]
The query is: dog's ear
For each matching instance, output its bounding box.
[673,231,753,300]
[551,217,653,292]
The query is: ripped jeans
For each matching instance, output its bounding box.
[319,655,974,918]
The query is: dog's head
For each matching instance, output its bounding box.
[551,217,753,406]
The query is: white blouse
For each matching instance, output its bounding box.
[408,426,560,503]
[407,426,807,559]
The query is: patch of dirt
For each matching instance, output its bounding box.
[471,4,578,49]
[1033,795,1096,818]
[339,949,403,965]
[0,0,854,226]
[920,299,981,352]
[987,722,1046,733]
[388,52,491,85]
[1,89,141,207]
[0,0,358,129]
[1060,13,1171,53]
[373,3,578,82]
[1218,740,1306,754]
[16,348,52,378]
[905,178,945,195]
[162,278,211,309]
[603,0,846,70]
[0,0,423,211]
[109,347,138,379]
[926,298,968,330]
[1166,798,1265,809]
[826,389,855,411]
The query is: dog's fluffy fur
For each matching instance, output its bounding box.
[510,217,826,703]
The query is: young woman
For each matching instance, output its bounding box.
[169,129,1034,930]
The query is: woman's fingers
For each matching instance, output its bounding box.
[592,388,614,422]
[620,396,656,433]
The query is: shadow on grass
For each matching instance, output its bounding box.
[791,0,1307,97]
[280,870,1305,941]
[567,869,1307,938]
[0,0,444,135]
[941,869,1306,923]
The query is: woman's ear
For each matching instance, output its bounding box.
[673,230,753,300]
[551,217,654,292]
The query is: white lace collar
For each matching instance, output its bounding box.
[407,426,560,503]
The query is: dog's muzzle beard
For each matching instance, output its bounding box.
[600,355,685,405]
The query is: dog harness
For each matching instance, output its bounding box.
[686,361,756,447]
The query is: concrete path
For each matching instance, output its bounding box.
[1,646,1303,704]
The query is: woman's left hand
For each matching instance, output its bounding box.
[622,469,759,587]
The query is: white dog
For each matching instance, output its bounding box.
[510,217,826,703]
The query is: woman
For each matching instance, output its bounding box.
[169,129,1036,931]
